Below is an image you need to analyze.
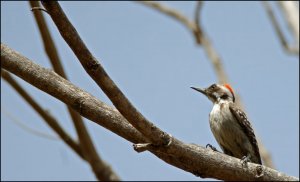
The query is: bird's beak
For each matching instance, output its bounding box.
[190,87,207,95]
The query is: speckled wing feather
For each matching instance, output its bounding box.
[229,102,262,165]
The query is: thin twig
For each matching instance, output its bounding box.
[262,2,288,49]
[262,1,299,55]
[194,1,203,25]
[278,1,299,44]
[139,1,197,32]
[1,69,84,159]
[2,108,59,141]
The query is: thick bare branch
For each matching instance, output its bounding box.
[29,2,120,180]
[40,1,170,146]
[1,43,146,144]
[2,43,297,181]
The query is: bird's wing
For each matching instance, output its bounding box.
[229,102,262,165]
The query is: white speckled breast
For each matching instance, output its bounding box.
[209,101,253,159]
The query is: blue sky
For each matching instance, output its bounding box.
[1,1,299,181]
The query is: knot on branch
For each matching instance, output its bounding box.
[31,7,49,14]
[133,143,153,153]
[86,60,100,71]
[133,134,173,153]
[193,27,203,45]
[255,165,264,178]
[160,133,173,146]
[74,98,85,114]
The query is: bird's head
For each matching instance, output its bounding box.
[191,83,235,103]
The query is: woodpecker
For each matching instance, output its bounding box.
[191,83,262,165]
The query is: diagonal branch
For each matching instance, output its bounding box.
[277,1,299,45]
[28,1,120,180]
[40,1,171,146]
[1,43,146,145]
[2,43,298,181]
[139,1,197,33]
[262,1,299,55]
[1,70,83,159]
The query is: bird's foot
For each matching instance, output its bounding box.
[241,154,251,168]
[206,144,218,152]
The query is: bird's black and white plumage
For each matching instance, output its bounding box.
[191,83,262,165]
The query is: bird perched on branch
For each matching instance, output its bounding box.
[191,83,262,165]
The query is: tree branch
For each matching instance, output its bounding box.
[2,43,298,181]
[262,1,299,55]
[139,1,197,33]
[40,1,171,147]
[29,1,65,76]
[29,2,120,180]
[194,1,204,44]
[278,1,299,45]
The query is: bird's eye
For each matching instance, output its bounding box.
[211,84,216,89]
[221,94,228,100]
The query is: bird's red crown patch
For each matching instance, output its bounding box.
[224,84,234,96]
